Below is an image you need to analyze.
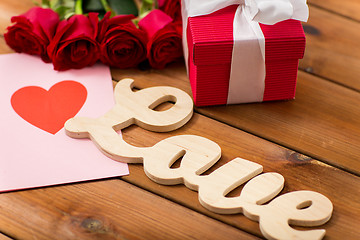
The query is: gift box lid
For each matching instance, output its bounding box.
[187,5,306,66]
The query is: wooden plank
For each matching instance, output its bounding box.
[116,113,360,240]
[111,65,360,176]
[0,77,358,240]
[0,180,258,240]
[0,233,12,240]
[0,1,358,239]
[300,6,360,90]
[309,0,360,21]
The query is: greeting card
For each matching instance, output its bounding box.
[0,53,129,192]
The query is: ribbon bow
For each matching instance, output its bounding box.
[182,0,309,104]
[183,0,309,24]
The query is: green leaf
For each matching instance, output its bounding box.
[64,11,76,19]
[108,0,138,16]
[139,0,155,18]
[40,0,51,8]
[62,0,76,8]
[83,0,104,12]
[99,0,113,13]
[49,0,60,9]
[46,0,77,19]
[54,5,75,19]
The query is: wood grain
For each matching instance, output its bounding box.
[66,79,334,239]
[110,114,360,239]
[0,180,258,240]
[111,66,360,176]
[117,112,360,240]
[300,6,360,90]
[309,0,360,21]
[0,0,359,240]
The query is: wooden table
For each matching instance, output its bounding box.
[0,1,359,239]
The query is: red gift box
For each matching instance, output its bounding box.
[186,5,306,106]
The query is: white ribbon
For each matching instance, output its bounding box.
[182,0,309,104]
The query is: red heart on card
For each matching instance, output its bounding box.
[11,80,87,134]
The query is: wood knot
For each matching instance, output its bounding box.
[304,67,313,73]
[288,152,312,164]
[302,24,320,35]
[81,218,104,232]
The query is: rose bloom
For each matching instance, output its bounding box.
[47,13,100,71]
[158,0,182,22]
[139,10,183,69]
[97,12,147,69]
[4,7,59,62]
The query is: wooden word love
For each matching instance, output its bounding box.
[65,78,333,240]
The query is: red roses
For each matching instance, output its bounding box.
[4,7,59,63]
[47,13,100,70]
[97,12,147,69]
[139,10,183,69]
[5,1,183,71]
[158,0,182,22]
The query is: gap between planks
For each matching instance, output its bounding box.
[299,68,360,94]
[0,232,14,240]
[111,78,360,178]
[118,175,264,239]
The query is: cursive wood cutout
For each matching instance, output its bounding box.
[65,78,333,240]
